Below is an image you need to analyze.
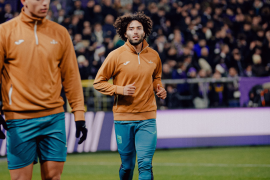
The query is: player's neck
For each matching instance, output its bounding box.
[133,42,143,53]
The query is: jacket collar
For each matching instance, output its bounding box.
[125,39,149,54]
[19,8,47,28]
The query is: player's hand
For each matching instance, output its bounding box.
[75,121,88,144]
[124,82,136,96]
[0,115,7,139]
[156,84,167,99]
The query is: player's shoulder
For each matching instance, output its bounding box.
[146,46,159,57]
[45,20,70,42]
[104,46,127,65]
[0,16,19,30]
[46,19,67,33]
[108,45,126,57]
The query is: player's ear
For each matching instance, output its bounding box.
[21,0,27,8]
[21,0,26,5]
[124,33,127,38]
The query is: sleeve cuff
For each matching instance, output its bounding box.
[115,85,124,95]
[153,83,158,92]
[74,111,85,121]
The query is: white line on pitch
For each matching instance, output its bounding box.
[65,162,270,168]
[0,158,7,162]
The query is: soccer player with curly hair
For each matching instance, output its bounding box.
[94,12,167,180]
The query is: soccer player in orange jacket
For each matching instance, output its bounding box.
[94,12,167,180]
[0,0,87,179]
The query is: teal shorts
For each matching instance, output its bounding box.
[6,112,67,170]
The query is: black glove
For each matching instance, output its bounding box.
[0,115,7,139]
[75,121,88,144]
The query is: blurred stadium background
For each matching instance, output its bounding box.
[0,0,270,179]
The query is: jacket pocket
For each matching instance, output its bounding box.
[8,84,13,105]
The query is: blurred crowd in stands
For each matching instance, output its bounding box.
[1,0,270,109]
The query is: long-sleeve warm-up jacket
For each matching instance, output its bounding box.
[0,9,85,121]
[94,39,163,120]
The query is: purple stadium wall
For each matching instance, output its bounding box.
[1,108,270,156]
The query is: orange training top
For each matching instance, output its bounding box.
[0,9,85,121]
[94,39,163,120]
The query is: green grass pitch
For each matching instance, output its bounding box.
[0,146,270,180]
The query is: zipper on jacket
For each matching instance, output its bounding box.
[116,95,119,107]
[34,21,39,45]
[8,85,13,105]
[133,45,149,65]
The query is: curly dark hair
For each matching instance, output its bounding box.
[113,12,152,42]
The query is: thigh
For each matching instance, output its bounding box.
[38,113,67,162]
[40,161,65,180]
[6,119,38,170]
[9,162,34,180]
[135,119,157,160]
[114,122,136,167]
[114,122,136,155]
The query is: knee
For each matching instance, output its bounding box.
[137,158,154,180]
[11,176,27,180]
[120,163,135,172]
[44,174,61,180]
[138,158,152,170]
[121,156,136,170]
[10,172,32,180]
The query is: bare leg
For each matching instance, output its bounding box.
[40,161,65,180]
[9,162,34,180]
